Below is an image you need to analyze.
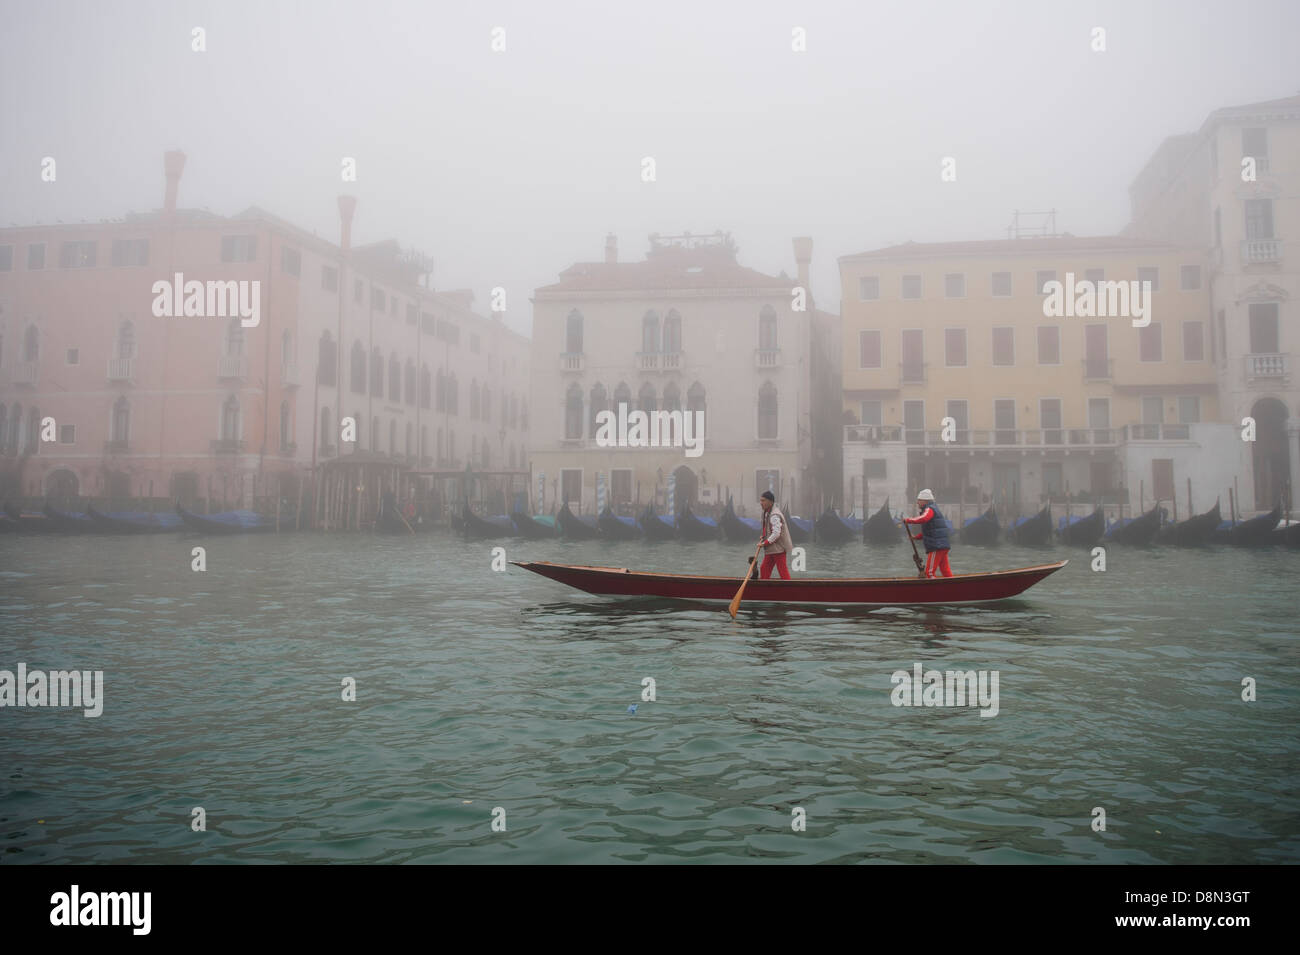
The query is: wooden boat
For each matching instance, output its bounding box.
[675,502,720,541]
[42,504,100,533]
[1007,505,1051,545]
[1272,520,1300,547]
[1103,505,1162,545]
[1057,507,1104,547]
[2,502,58,533]
[511,510,557,539]
[513,559,1069,605]
[1216,505,1282,546]
[639,504,677,541]
[598,506,643,540]
[863,499,900,545]
[556,501,602,540]
[958,506,1000,546]
[1156,501,1220,546]
[460,502,513,539]
[788,515,813,544]
[176,505,276,534]
[719,497,760,543]
[87,505,183,534]
[815,507,859,545]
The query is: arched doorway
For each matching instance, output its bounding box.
[672,465,698,511]
[45,468,79,500]
[1251,397,1289,510]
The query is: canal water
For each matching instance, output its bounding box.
[1,532,1297,863]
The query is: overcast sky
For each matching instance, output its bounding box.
[2,0,1296,335]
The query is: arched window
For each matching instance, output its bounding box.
[318,332,336,386]
[687,381,706,419]
[420,425,428,462]
[405,421,412,459]
[225,319,244,357]
[482,387,490,423]
[420,364,431,409]
[370,349,383,397]
[117,321,136,359]
[220,395,240,441]
[509,444,516,469]
[663,310,682,353]
[435,369,446,411]
[111,396,131,443]
[759,305,778,351]
[279,400,291,450]
[638,382,656,414]
[589,383,607,438]
[565,382,583,439]
[353,411,362,450]
[27,406,40,453]
[758,381,778,439]
[662,381,681,411]
[449,430,456,462]
[437,428,444,464]
[23,325,38,362]
[388,419,396,456]
[447,374,459,414]
[613,381,631,416]
[281,329,293,365]
[509,394,518,428]
[389,354,401,403]
[371,415,379,452]
[9,403,22,454]
[321,406,332,452]
[482,442,490,470]
[351,342,366,393]
[642,311,660,353]
[565,309,584,354]
[470,380,481,420]
[405,359,417,405]
[520,401,528,431]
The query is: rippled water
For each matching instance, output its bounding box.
[1,531,1297,864]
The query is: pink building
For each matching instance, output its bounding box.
[0,152,531,515]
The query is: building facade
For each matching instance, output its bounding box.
[0,151,530,518]
[1127,94,1300,511]
[838,237,1235,521]
[529,232,826,518]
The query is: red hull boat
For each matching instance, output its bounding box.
[513,559,1068,605]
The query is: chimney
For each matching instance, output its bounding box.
[163,150,186,215]
[604,233,618,264]
[793,237,812,293]
[338,195,357,254]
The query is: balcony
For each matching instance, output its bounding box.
[902,428,1119,449]
[559,352,585,373]
[1082,358,1113,381]
[900,362,926,385]
[211,438,246,454]
[1245,353,1286,380]
[107,357,135,382]
[755,348,781,370]
[638,351,659,372]
[1240,238,1281,265]
[14,361,38,386]
[844,424,904,444]
[104,439,130,454]
[282,360,299,387]
[662,351,683,371]
[218,355,247,379]
[637,350,685,373]
[1122,424,1191,441]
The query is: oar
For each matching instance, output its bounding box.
[398,509,415,535]
[906,523,926,577]
[728,541,764,619]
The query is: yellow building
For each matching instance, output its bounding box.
[838,236,1238,522]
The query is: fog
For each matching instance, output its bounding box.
[2,0,1297,328]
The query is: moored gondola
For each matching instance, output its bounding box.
[460,502,513,539]
[177,505,276,534]
[511,510,557,538]
[958,506,1000,546]
[719,497,760,543]
[1216,504,1283,546]
[788,516,812,544]
[42,504,100,533]
[598,506,643,540]
[556,501,602,540]
[639,504,677,541]
[3,502,58,533]
[87,505,183,534]
[863,499,900,545]
[815,507,859,544]
[1272,520,1300,547]
[1007,505,1051,545]
[1156,501,1221,546]
[1058,506,1104,547]
[676,502,720,541]
[1103,505,1163,545]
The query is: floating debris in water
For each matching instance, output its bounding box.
[627,704,637,715]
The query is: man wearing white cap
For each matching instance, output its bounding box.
[902,489,953,578]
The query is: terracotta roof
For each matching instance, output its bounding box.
[839,235,1186,262]
[537,243,791,293]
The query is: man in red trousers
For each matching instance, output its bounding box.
[757,490,793,579]
[903,488,954,578]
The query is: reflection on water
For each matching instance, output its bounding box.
[0,532,1297,864]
